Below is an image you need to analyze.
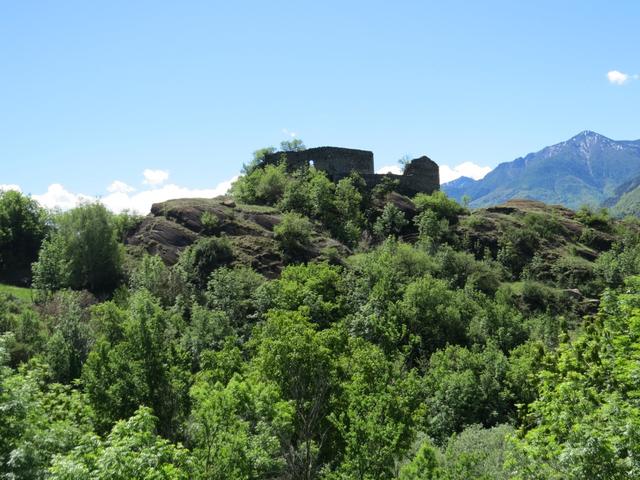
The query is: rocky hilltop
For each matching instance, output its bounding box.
[126,197,348,277]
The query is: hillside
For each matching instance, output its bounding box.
[126,197,349,277]
[443,131,640,209]
[125,192,615,315]
[602,174,640,217]
[4,160,640,479]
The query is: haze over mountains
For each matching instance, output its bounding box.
[443,131,640,212]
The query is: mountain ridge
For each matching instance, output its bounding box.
[443,131,640,210]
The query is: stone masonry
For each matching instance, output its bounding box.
[262,146,440,197]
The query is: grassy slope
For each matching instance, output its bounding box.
[0,283,33,302]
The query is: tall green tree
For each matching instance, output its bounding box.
[81,291,190,438]
[32,203,122,294]
[0,339,93,479]
[189,373,293,479]
[250,310,336,478]
[0,190,48,283]
[328,339,422,480]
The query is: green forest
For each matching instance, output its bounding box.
[3,149,640,479]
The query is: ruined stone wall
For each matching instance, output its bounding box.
[262,147,439,197]
[399,156,440,196]
[263,147,374,176]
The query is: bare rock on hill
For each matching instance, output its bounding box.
[126,196,348,277]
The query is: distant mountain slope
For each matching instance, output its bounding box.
[442,131,640,209]
[602,175,640,217]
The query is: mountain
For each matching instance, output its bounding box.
[602,175,640,217]
[442,131,640,209]
[439,176,476,202]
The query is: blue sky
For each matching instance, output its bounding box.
[1,1,639,212]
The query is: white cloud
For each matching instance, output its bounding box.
[101,176,238,214]
[376,162,491,184]
[607,70,637,85]
[142,169,169,186]
[282,128,297,138]
[107,180,135,194]
[0,184,22,193]
[33,184,94,210]
[375,165,403,175]
[439,162,492,184]
[26,172,237,215]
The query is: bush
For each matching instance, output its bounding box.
[424,344,510,443]
[440,424,514,479]
[415,209,449,246]
[519,281,565,314]
[522,212,567,239]
[206,266,265,335]
[497,226,540,279]
[177,236,234,290]
[243,146,276,174]
[274,212,313,260]
[280,168,316,217]
[280,138,306,151]
[112,210,142,243]
[200,211,220,234]
[129,254,185,305]
[594,228,640,287]
[43,290,93,383]
[575,205,611,232]
[231,162,288,205]
[332,177,365,247]
[413,191,465,223]
[262,262,344,327]
[373,203,407,239]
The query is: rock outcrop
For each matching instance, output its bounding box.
[126,197,349,277]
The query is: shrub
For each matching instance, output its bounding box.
[112,210,142,242]
[177,236,234,289]
[497,226,540,279]
[243,146,276,174]
[373,203,407,239]
[424,344,510,443]
[415,209,449,246]
[206,266,265,335]
[280,138,306,151]
[231,162,288,205]
[522,212,566,239]
[129,254,185,305]
[594,229,640,287]
[575,205,611,232]
[274,212,313,260]
[371,176,400,199]
[413,191,465,223]
[200,211,220,234]
[440,424,514,480]
[255,163,289,205]
[551,255,595,289]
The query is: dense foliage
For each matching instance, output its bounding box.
[3,160,640,478]
[0,190,48,284]
[32,203,123,294]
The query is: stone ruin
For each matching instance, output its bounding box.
[262,146,440,197]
